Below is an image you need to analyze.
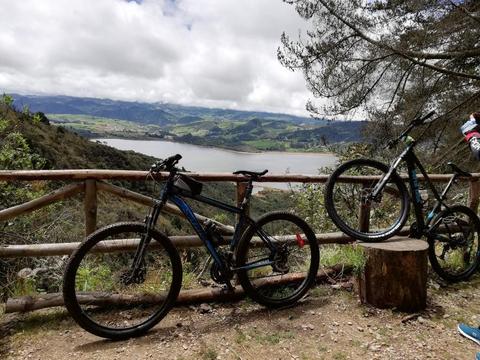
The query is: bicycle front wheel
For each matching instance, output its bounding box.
[235,212,319,308]
[324,158,410,242]
[63,222,182,340]
[428,205,480,282]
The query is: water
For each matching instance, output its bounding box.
[96,138,337,189]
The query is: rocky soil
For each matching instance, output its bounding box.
[1,274,479,360]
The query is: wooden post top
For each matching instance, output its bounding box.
[357,237,428,252]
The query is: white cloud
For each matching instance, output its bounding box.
[0,0,313,116]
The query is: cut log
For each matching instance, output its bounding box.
[357,237,428,312]
[5,265,350,313]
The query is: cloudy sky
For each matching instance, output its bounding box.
[0,0,314,116]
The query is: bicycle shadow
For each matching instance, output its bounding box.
[73,295,331,353]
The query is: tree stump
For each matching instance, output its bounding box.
[357,237,428,312]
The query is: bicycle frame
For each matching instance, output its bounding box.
[373,140,458,238]
[131,171,278,279]
[169,193,243,267]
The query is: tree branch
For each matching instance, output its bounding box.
[386,63,415,112]
[449,0,480,25]
[316,0,480,80]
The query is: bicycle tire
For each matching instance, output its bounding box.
[427,205,480,282]
[235,211,319,308]
[324,158,410,242]
[63,222,182,340]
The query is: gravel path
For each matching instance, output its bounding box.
[2,275,479,360]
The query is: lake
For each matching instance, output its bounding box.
[96,138,337,189]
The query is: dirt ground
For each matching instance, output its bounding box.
[1,274,479,360]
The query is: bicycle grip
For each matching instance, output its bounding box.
[168,154,182,162]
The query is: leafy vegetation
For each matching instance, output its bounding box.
[293,181,367,274]
[0,95,47,208]
[321,245,366,275]
[75,262,114,292]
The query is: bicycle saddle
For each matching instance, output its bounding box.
[448,162,472,177]
[233,169,268,177]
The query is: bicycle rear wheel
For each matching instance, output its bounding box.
[63,222,182,339]
[428,205,480,282]
[235,212,319,308]
[324,158,410,242]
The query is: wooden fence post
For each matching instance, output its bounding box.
[468,179,480,213]
[84,179,97,237]
[236,182,249,218]
[358,184,371,232]
[234,181,250,283]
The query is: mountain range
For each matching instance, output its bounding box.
[11,94,365,151]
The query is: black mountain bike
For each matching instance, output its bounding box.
[63,154,319,339]
[324,111,480,282]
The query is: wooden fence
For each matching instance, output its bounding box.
[1,169,480,313]
[1,169,480,259]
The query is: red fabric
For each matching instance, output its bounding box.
[465,131,480,142]
[295,233,305,248]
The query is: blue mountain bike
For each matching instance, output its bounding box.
[63,154,319,339]
[324,111,480,282]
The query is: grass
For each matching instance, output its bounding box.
[9,309,71,337]
[75,263,114,292]
[318,345,327,352]
[332,352,348,360]
[251,329,295,345]
[310,286,333,298]
[11,277,38,297]
[432,242,475,274]
[47,114,156,136]
[234,329,247,344]
[199,345,218,360]
[320,244,366,275]
[244,139,287,151]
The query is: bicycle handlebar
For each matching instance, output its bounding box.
[412,110,436,126]
[150,154,182,173]
[386,110,437,149]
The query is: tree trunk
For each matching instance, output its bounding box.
[357,238,428,312]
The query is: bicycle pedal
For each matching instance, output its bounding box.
[222,282,235,293]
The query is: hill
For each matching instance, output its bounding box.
[12,94,323,126]
[11,94,366,152]
[20,115,157,170]
[1,100,156,171]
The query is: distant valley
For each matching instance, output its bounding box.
[13,94,365,152]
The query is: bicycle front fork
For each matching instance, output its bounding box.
[124,201,163,285]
